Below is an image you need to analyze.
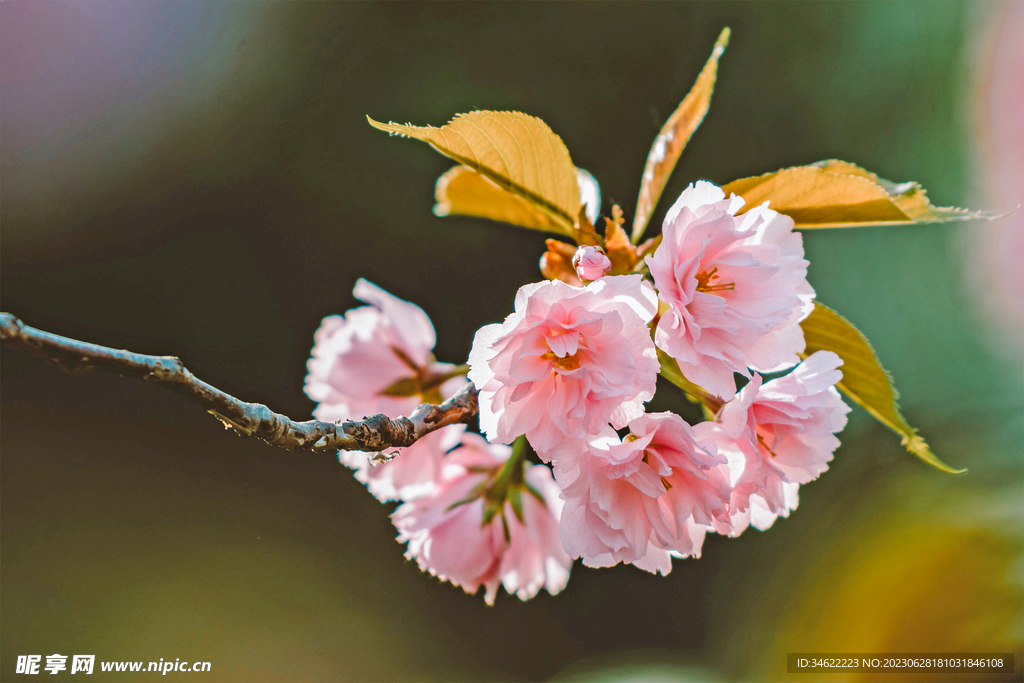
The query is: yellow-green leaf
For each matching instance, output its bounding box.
[811,160,1001,223]
[723,160,999,228]
[632,27,730,243]
[800,302,965,474]
[434,165,567,234]
[369,111,581,234]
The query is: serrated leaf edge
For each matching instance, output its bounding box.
[802,303,965,474]
[368,113,580,231]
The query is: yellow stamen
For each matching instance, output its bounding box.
[696,266,735,293]
[661,476,673,491]
[543,350,580,371]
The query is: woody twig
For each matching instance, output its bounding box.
[0,312,478,454]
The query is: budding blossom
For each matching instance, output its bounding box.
[572,245,611,282]
[393,433,571,604]
[551,413,730,573]
[305,279,467,501]
[647,181,815,399]
[467,275,660,454]
[703,350,850,537]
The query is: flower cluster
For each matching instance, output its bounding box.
[467,181,849,573]
[306,279,572,603]
[306,181,850,601]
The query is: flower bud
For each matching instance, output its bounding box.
[572,245,611,282]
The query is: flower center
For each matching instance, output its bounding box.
[543,350,580,370]
[641,449,672,490]
[695,267,735,293]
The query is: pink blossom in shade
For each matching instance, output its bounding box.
[467,275,660,454]
[572,245,612,282]
[339,423,465,503]
[965,2,1024,356]
[306,279,467,502]
[304,278,466,423]
[393,433,572,604]
[550,412,731,573]
[700,350,850,536]
[646,181,815,399]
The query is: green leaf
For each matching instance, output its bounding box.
[523,481,547,505]
[481,499,502,527]
[508,486,524,524]
[500,512,511,543]
[800,302,965,474]
[723,160,999,228]
[632,27,730,243]
[368,111,581,235]
[380,377,420,397]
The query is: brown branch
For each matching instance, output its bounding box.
[0,312,478,453]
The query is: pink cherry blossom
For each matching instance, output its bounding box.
[701,350,849,536]
[572,245,611,282]
[550,412,731,573]
[467,275,659,454]
[393,433,572,604]
[305,278,466,423]
[339,424,465,502]
[646,181,815,399]
[306,279,468,502]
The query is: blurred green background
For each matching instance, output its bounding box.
[2,2,1021,681]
